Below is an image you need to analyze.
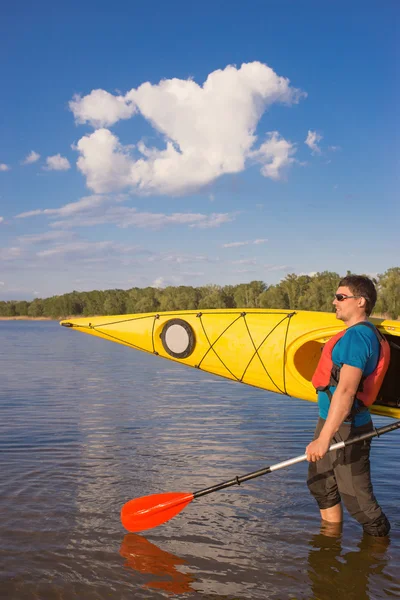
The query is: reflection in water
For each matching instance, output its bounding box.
[120,534,196,594]
[308,522,391,600]
[1,322,399,600]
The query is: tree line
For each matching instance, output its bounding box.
[1,268,399,320]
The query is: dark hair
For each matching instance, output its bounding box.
[338,275,377,316]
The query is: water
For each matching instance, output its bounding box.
[0,320,399,600]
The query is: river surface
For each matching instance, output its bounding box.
[0,320,399,600]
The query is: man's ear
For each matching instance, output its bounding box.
[359,296,367,310]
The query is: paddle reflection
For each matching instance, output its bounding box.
[307,522,391,600]
[120,534,196,594]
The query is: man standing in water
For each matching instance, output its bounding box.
[306,275,391,536]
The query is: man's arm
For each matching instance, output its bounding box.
[306,364,363,462]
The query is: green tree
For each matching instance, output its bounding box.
[221,285,236,308]
[68,292,84,316]
[83,291,105,316]
[259,285,289,309]
[198,284,229,309]
[375,268,400,319]
[233,281,267,308]
[134,287,160,313]
[28,298,44,317]
[2,269,399,318]
[158,286,200,311]
[2,301,17,316]
[299,272,340,312]
[15,301,30,316]
[125,288,142,313]
[279,274,311,309]
[103,290,127,315]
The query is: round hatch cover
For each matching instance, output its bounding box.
[160,319,195,359]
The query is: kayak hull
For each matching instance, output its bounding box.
[60,309,400,419]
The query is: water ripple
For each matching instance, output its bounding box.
[0,321,399,599]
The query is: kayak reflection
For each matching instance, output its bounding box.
[120,533,196,594]
[308,522,391,600]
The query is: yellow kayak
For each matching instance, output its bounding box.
[60,309,400,419]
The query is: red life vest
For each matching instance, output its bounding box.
[312,321,391,407]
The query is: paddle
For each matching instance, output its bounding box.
[121,420,400,532]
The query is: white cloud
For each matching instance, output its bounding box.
[72,61,305,195]
[16,209,45,218]
[148,253,217,264]
[305,130,322,154]
[17,231,73,245]
[36,241,113,258]
[223,238,268,248]
[253,131,297,180]
[52,194,109,216]
[233,268,257,274]
[33,240,145,262]
[0,216,4,223]
[232,258,258,265]
[16,195,110,219]
[0,164,10,171]
[70,89,137,128]
[0,247,23,260]
[190,213,233,228]
[265,264,290,272]
[152,277,165,288]
[298,270,318,277]
[75,129,132,192]
[151,274,192,288]
[22,151,40,165]
[223,241,249,248]
[111,209,233,230]
[53,208,234,230]
[15,195,235,231]
[18,240,149,265]
[180,271,204,277]
[44,154,71,171]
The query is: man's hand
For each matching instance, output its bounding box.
[306,436,331,462]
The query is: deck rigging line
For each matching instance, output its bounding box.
[72,310,297,395]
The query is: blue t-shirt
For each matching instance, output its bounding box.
[318,323,380,426]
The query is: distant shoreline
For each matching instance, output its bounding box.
[0,316,55,321]
[0,313,398,322]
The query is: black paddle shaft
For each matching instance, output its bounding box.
[193,420,400,499]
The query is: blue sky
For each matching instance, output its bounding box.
[0,0,398,301]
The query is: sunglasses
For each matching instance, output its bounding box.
[334,294,362,301]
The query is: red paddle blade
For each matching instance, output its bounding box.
[121,492,194,532]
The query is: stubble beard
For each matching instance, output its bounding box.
[335,309,346,323]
